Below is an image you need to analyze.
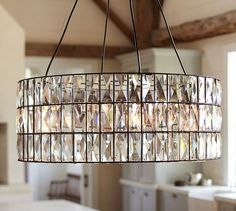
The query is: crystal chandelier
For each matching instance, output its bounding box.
[16,0,222,163]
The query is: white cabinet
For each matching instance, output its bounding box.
[122,186,156,211]
[218,202,236,211]
[160,191,188,211]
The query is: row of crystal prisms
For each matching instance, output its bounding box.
[16,103,222,134]
[16,74,222,107]
[17,132,221,162]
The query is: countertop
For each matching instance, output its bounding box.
[215,193,236,204]
[0,200,98,211]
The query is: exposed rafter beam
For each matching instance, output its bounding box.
[25,43,133,58]
[92,0,133,43]
[152,9,236,46]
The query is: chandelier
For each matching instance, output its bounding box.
[16,0,222,163]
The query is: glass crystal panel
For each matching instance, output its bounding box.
[199,77,205,103]
[215,80,222,105]
[115,74,128,102]
[143,133,155,161]
[155,103,167,131]
[42,134,50,162]
[42,106,51,132]
[16,81,23,107]
[34,106,41,133]
[156,74,167,102]
[51,76,61,104]
[16,108,23,133]
[156,133,167,161]
[73,75,86,103]
[199,105,206,131]
[17,135,23,160]
[87,104,99,132]
[62,105,72,132]
[87,134,100,162]
[35,78,42,105]
[62,76,73,103]
[101,104,113,132]
[168,133,179,161]
[51,105,61,132]
[34,135,41,161]
[142,74,154,102]
[87,75,99,103]
[101,74,113,102]
[190,133,198,160]
[28,107,34,133]
[73,104,86,132]
[188,76,198,102]
[216,133,222,158]
[190,105,198,131]
[129,104,141,131]
[51,134,61,162]
[24,80,28,106]
[180,133,189,160]
[28,79,34,106]
[168,104,179,131]
[115,103,128,131]
[212,106,222,131]
[205,105,213,131]
[129,74,141,102]
[179,104,190,131]
[62,134,73,162]
[101,134,113,162]
[206,78,213,103]
[74,134,86,162]
[178,76,190,102]
[129,133,141,161]
[143,103,155,131]
[24,135,28,161]
[42,78,51,104]
[115,133,127,162]
[168,75,179,102]
[198,133,206,160]
[22,107,28,133]
[207,133,217,159]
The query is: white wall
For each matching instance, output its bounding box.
[0,3,25,184]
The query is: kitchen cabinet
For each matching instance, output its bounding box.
[218,202,236,211]
[122,186,156,211]
[160,191,188,211]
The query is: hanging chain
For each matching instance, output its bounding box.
[154,0,187,75]
[45,0,79,76]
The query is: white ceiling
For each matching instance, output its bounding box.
[0,0,132,46]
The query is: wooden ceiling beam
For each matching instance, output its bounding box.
[25,43,133,58]
[92,0,133,43]
[152,9,236,46]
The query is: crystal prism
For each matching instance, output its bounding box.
[115,74,128,102]
[51,105,61,132]
[115,103,128,131]
[190,133,198,160]
[87,134,100,162]
[17,135,23,160]
[51,76,61,104]
[42,134,50,161]
[178,76,189,102]
[143,103,155,131]
[188,76,197,102]
[215,80,222,105]
[34,135,41,161]
[129,104,141,131]
[198,133,206,160]
[179,104,190,131]
[129,74,141,102]
[216,133,222,158]
[87,75,99,103]
[73,104,86,132]
[207,133,217,159]
[101,74,113,102]
[190,105,198,131]
[87,104,99,132]
[205,106,213,131]
[42,78,51,104]
[24,81,28,106]
[35,78,42,105]
[199,105,206,131]
[156,133,167,161]
[22,108,28,133]
[155,103,167,131]
[28,79,34,106]
[206,78,213,103]
[28,107,34,133]
[168,75,179,102]
[168,104,179,131]
[62,134,73,162]
[16,108,23,133]
[16,81,23,107]
[62,76,73,103]
[24,135,27,161]
[142,74,154,102]
[115,133,127,162]
[74,134,86,162]
[199,77,205,103]
[34,107,41,133]
[168,133,179,161]
[143,133,155,161]
[51,134,61,162]
[42,106,51,132]
[129,133,141,161]
[180,133,189,160]
[62,105,72,132]
[101,104,113,132]
[213,106,222,131]
[101,134,113,162]
[73,75,86,103]
[156,75,167,102]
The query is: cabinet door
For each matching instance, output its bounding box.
[162,192,188,211]
[219,203,236,211]
[122,186,130,211]
[129,187,141,211]
[140,189,156,211]
[139,164,155,183]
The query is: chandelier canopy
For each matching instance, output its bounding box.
[16,0,222,163]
